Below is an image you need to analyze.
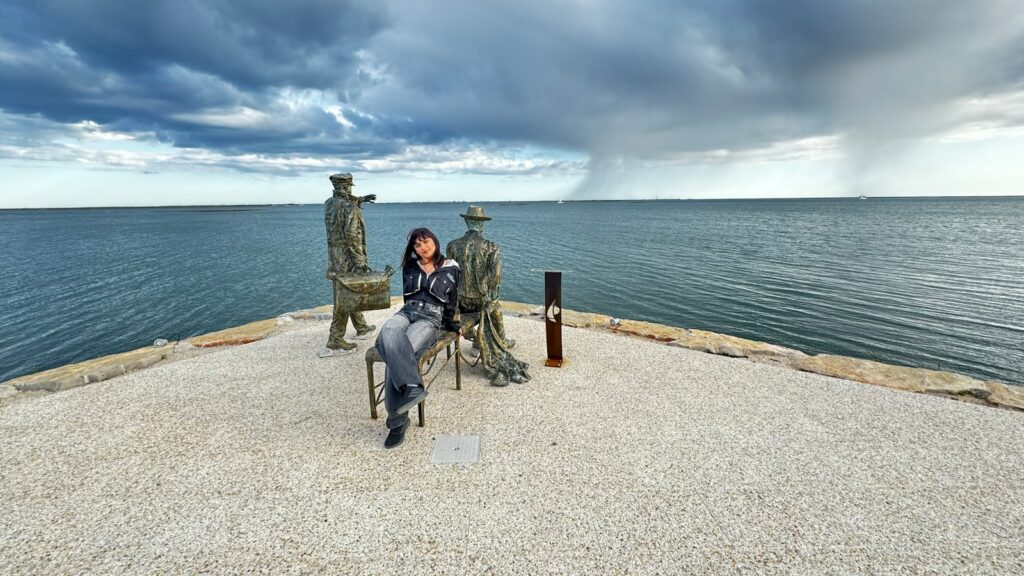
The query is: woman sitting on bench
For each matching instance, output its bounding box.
[375,227,461,449]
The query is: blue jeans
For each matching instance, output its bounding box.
[374,301,442,429]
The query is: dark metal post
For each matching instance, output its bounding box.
[544,271,563,367]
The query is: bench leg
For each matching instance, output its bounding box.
[366,360,378,420]
[455,338,462,391]
[417,401,425,427]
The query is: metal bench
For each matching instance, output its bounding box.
[364,330,463,427]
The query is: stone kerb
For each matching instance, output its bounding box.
[5,345,174,393]
[3,297,1023,412]
[791,354,992,398]
[505,301,1024,412]
[0,297,407,402]
[188,319,280,348]
[987,381,1024,410]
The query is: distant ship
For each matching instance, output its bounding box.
[557,199,564,204]
[858,195,868,200]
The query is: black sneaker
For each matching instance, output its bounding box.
[396,385,428,414]
[384,424,407,449]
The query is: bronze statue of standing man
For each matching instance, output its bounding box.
[446,206,531,385]
[320,173,377,358]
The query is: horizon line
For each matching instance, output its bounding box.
[2,193,1023,210]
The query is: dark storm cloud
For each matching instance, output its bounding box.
[2,0,387,92]
[366,0,1024,156]
[0,0,393,156]
[0,0,1021,170]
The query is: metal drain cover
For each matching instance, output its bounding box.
[430,435,481,464]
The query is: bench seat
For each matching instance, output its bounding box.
[364,330,462,427]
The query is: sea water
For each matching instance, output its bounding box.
[1,197,1022,386]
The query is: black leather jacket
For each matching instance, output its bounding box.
[403,259,461,331]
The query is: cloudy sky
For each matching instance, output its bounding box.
[1,0,1022,207]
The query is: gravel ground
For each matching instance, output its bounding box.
[1,304,1022,575]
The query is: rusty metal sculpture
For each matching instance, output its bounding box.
[445,206,531,386]
[544,271,563,367]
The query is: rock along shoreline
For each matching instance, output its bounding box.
[3,298,1022,412]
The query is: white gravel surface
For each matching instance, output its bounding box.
[2,304,1022,575]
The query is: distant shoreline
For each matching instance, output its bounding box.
[2,194,1023,211]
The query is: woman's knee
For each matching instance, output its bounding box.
[377,323,406,348]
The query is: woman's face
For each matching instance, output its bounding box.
[413,236,436,261]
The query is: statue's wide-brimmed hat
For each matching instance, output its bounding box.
[460,206,492,221]
[329,172,355,186]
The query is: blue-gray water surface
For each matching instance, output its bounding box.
[1,198,1022,386]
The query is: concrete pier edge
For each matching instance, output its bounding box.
[3,297,1022,411]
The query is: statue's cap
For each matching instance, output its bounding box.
[329,173,354,185]
[460,206,492,221]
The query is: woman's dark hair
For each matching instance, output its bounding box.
[402,227,444,269]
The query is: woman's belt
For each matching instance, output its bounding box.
[405,300,443,313]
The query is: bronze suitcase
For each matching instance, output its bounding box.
[336,267,394,312]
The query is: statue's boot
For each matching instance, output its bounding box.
[320,338,358,358]
[335,338,358,350]
[490,372,510,387]
[511,371,530,384]
[353,324,377,340]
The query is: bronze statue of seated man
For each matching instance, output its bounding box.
[445,206,531,386]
